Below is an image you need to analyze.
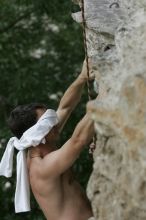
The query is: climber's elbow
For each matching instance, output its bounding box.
[71,135,88,150]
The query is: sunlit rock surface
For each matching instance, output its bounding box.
[73,0,146,219]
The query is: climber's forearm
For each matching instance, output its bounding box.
[58,76,86,112]
[56,60,93,132]
[71,113,94,149]
[58,59,94,112]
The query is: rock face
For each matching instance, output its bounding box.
[73,0,146,219]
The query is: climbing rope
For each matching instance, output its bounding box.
[80,0,97,154]
[80,0,91,101]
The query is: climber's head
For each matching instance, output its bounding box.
[7,103,47,139]
[36,107,59,144]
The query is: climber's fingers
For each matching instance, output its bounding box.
[89,142,96,154]
[89,70,95,81]
[80,58,95,80]
[85,58,95,81]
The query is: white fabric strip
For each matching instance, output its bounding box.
[0,109,59,213]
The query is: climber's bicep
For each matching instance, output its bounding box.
[41,138,81,177]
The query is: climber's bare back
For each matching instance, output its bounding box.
[28,154,92,220]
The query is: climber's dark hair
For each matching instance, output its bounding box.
[7,103,47,139]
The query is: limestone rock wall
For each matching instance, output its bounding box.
[73,1,146,219]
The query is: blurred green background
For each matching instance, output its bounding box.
[0,0,93,219]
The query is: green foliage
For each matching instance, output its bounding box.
[0,0,93,219]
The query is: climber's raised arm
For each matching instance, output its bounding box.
[41,113,94,177]
[57,60,94,132]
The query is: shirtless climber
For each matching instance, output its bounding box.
[1,61,95,220]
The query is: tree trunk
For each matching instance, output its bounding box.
[73,1,146,219]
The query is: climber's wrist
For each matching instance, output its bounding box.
[77,75,87,84]
[78,74,95,83]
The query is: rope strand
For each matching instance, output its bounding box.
[81,0,91,101]
[81,0,97,154]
